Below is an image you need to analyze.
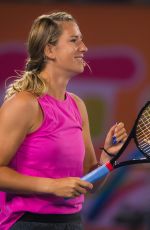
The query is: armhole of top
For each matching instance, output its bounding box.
[67,92,83,127]
[26,98,46,137]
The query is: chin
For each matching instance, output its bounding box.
[68,65,85,77]
[75,66,85,74]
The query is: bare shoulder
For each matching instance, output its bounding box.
[69,92,86,110]
[0,92,39,129]
[3,91,37,106]
[0,92,40,166]
[2,91,38,114]
[69,92,88,125]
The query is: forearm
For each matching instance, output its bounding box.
[83,151,112,192]
[0,166,53,195]
[84,150,111,174]
[83,159,97,175]
[100,150,112,164]
[90,151,113,192]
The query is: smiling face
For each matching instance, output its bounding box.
[45,21,88,76]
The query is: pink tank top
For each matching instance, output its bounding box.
[0,92,85,230]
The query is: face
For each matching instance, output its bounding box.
[48,21,88,76]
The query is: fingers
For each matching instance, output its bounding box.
[53,177,93,198]
[114,133,128,143]
[76,185,89,194]
[72,191,81,197]
[73,186,88,197]
[113,122,128,144]
[108,122,126,137]
[114,122,125,132]
[78,179,93,190]
[73,179,93,197]
[65,178,93,198]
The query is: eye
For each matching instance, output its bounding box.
[70,39,77,43]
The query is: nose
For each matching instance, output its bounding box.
[80,41,88,53]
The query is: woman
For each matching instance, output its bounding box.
[0,12,127,230]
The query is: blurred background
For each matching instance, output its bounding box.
[0,1,150,230]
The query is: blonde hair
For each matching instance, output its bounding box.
[5,12,75,100]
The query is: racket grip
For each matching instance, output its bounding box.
[64,162,113,200]
[81,162,113,183]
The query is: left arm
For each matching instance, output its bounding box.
[70,93,98,174]
[71,93,127,174]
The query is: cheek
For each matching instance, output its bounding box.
[55,45,75,63]
[60,50,74,62]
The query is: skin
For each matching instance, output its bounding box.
[0,21,127,198]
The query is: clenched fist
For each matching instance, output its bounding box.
[50,177,93,198]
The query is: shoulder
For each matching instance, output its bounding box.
[68,92,88,124]
[2,91,38,110]
[69,92,86,110]
[1,91,39,123]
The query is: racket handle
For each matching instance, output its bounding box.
[81,162,113,183]
[64,162,113,200]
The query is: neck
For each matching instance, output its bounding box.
[39,67,70,101]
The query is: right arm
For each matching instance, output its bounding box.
[0,92,92,198]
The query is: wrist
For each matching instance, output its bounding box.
[100,149,114,164]
[91,161,101,170]
[36,177,55,195]
[100,147,115,157]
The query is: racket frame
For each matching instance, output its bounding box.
[110,101,150,168]
[81,101,150,184]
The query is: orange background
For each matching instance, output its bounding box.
[0,4,149,129]
[0,3,149,230]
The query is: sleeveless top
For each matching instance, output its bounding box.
[0,92,85,230]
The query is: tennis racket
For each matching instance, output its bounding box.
[81,101,150,183]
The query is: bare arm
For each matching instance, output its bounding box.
[70,94,127,192]
[0,92,51,194]
[0,92,92,198]
[70,93,98,174]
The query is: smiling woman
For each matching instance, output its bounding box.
[0,12,127,230]
[5,13,87,100]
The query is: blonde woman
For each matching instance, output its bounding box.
[0,12,127,230]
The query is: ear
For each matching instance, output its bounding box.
[44,44,56,60]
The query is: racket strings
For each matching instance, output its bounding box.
[136,105,150,155]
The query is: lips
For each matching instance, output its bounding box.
[75,57,85,66]
[74,56,84,59]
[74,56,85,68]
[74,56,84,62]
[75,57,83,62]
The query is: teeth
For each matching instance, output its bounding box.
[75,57,83,62]
[75,57,86,66]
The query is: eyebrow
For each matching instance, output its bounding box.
[70,35,83,39]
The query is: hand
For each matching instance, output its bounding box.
[50,177,93,198]
[100,122,128,164]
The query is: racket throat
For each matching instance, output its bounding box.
[106,161,114,171]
